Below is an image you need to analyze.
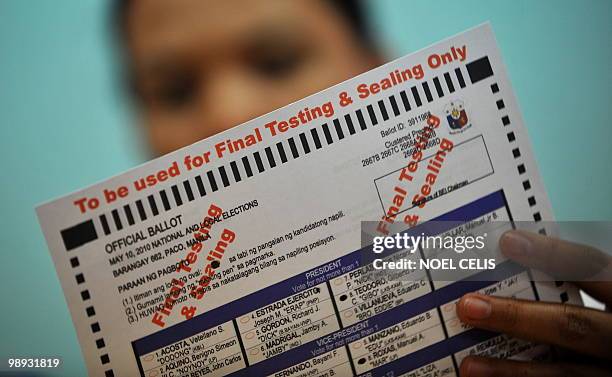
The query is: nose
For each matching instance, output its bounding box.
[199,68,267,137]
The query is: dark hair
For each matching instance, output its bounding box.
[111,0,373,48]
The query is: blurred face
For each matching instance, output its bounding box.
[125,0,378,155]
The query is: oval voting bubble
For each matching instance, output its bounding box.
[142,354,154,362]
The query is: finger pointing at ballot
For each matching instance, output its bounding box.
[500,230,612,303]
[457,293,612,359]
[457,230,612,376]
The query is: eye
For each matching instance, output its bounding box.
[248,45,306,79]
[154,73,199,110]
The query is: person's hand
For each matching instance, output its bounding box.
[456,230,612,377]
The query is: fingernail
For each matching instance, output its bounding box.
[500,231,532,258]
[463,296,491,320]
[462,358,494,377]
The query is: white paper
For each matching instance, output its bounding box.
[37,24,577,377]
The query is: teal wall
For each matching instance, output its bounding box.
[0,1,610,375]
[368,0,612,221]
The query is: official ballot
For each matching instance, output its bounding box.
[37,24,578,377]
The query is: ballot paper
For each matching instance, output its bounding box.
[37,24,578,377]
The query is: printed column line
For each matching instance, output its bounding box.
[232,318,251,368]
[326,280,358,376]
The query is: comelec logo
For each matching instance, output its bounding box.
[444,100,471,134]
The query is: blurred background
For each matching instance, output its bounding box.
[0,0,610,375]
